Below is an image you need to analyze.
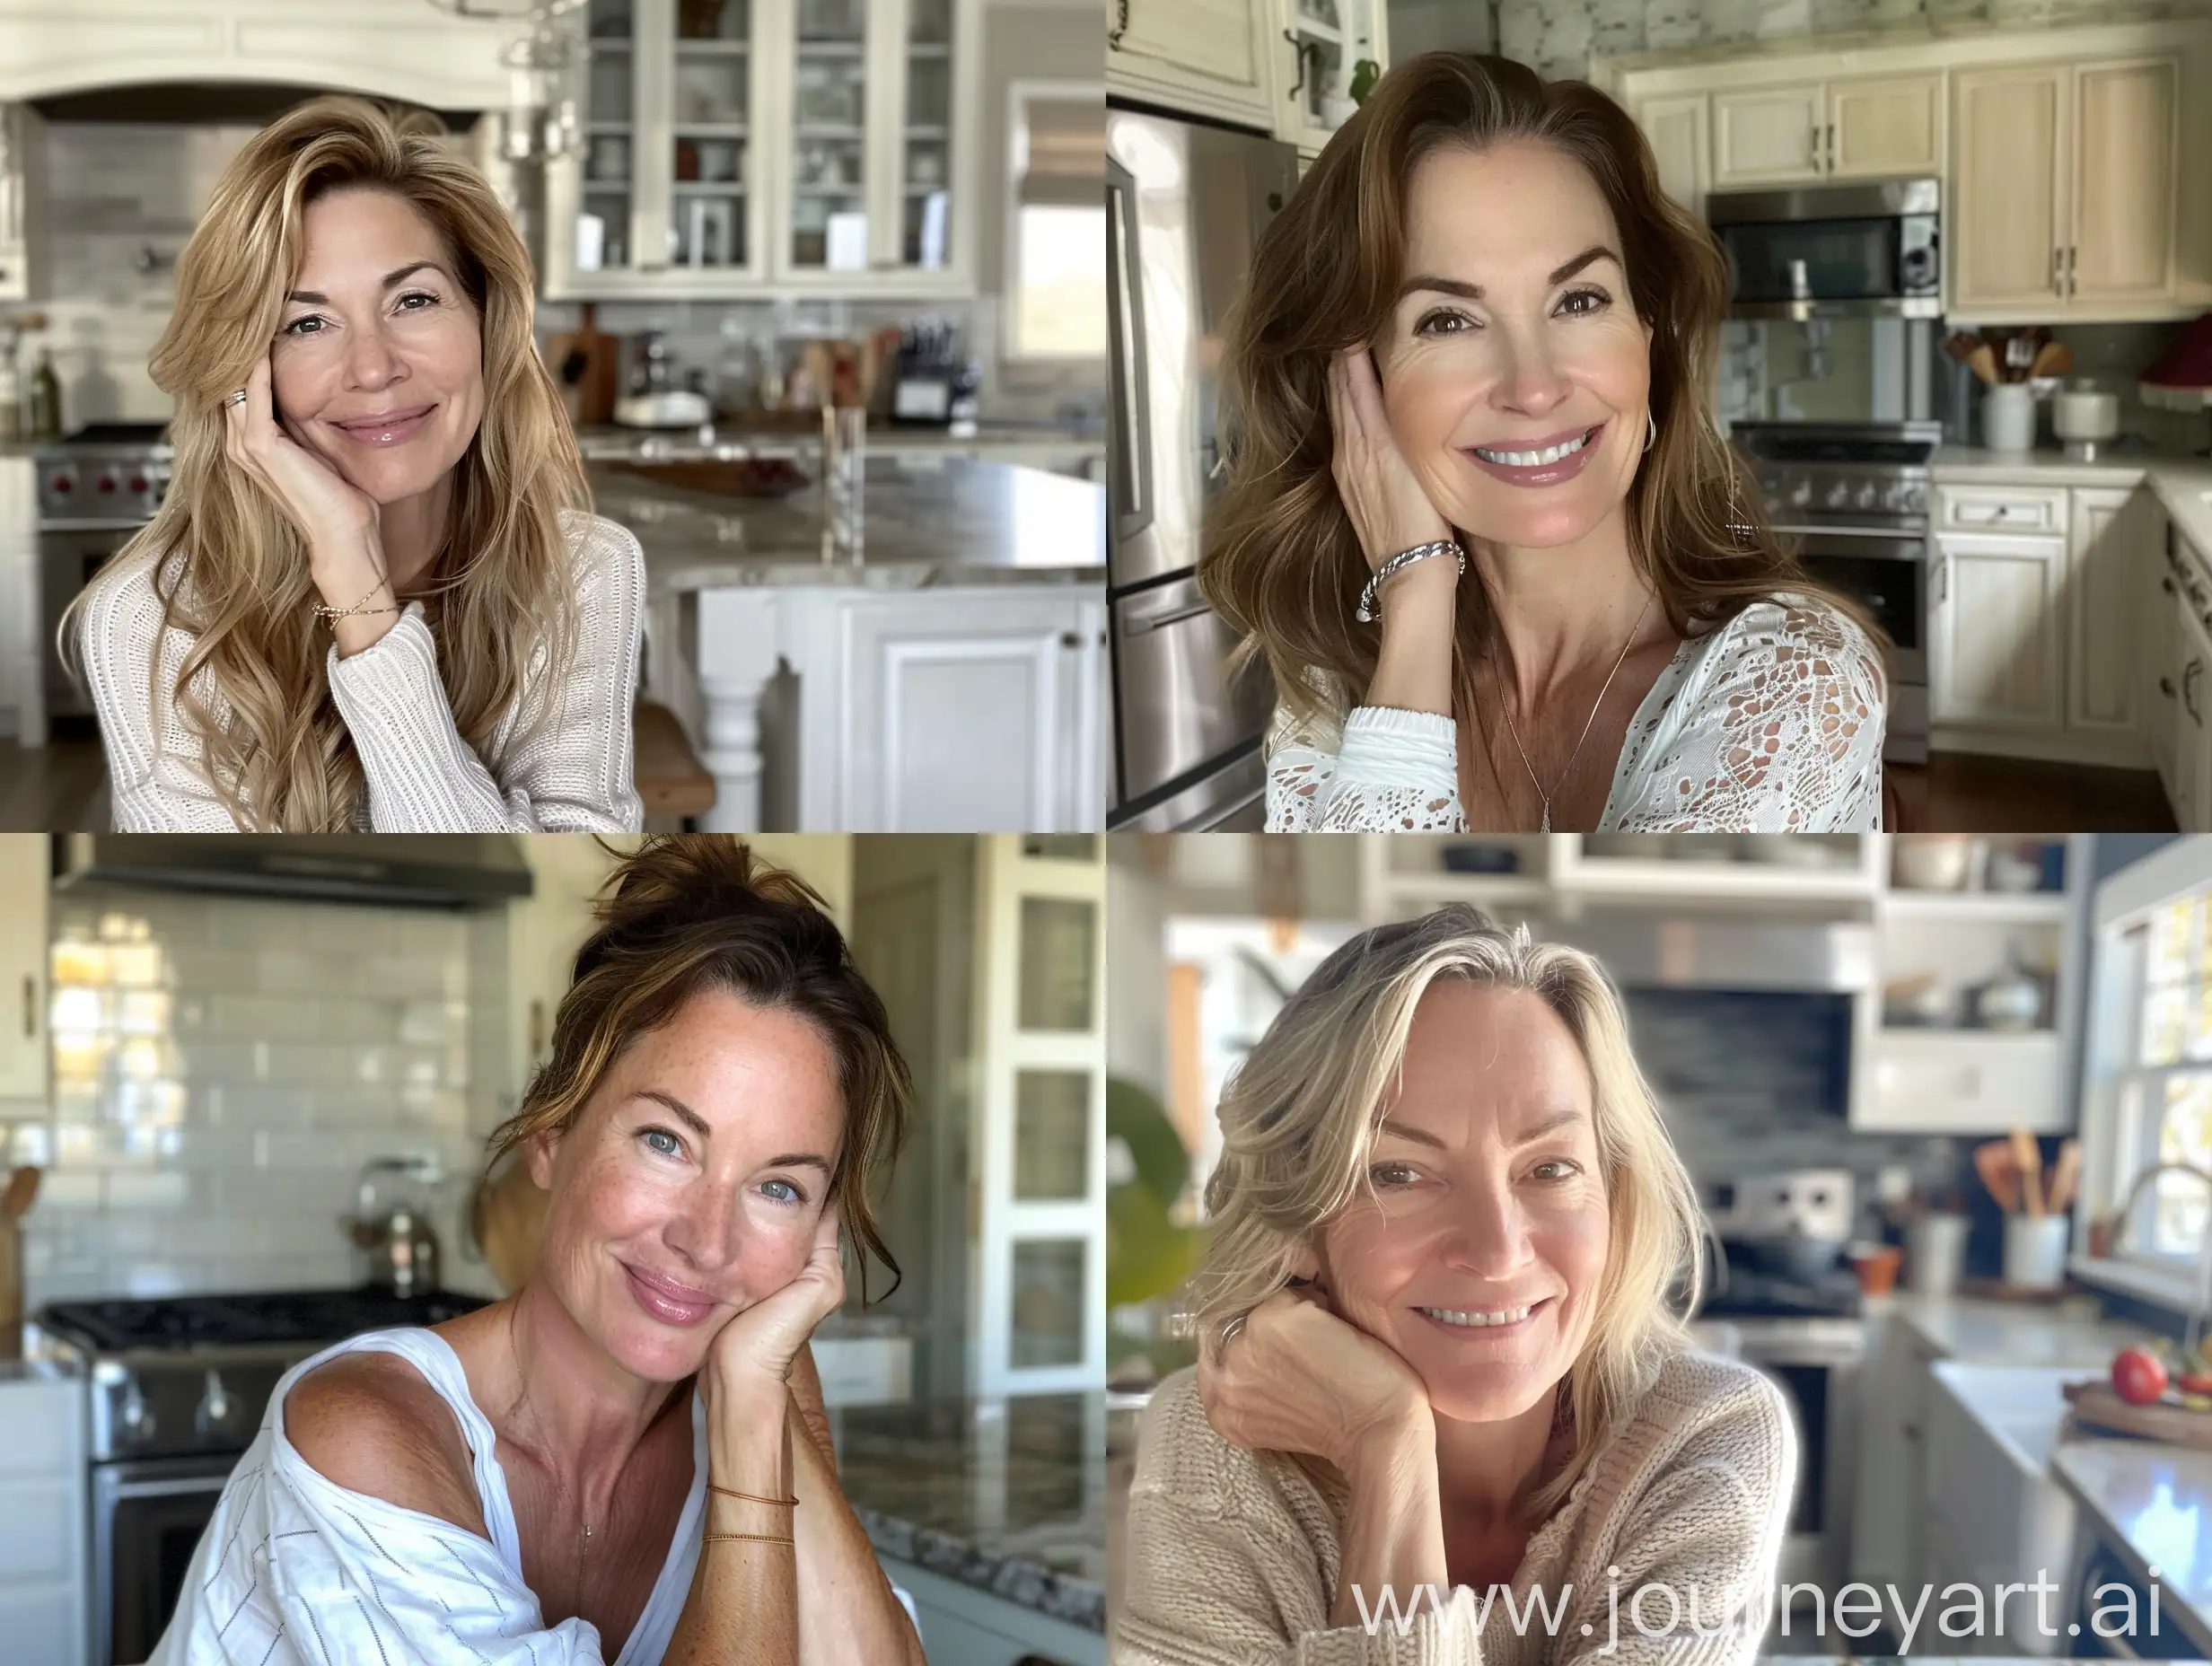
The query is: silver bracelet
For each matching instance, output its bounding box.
[1356,539,1464,622]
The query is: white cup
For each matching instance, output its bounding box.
[2002,1213,2070,1290]
[1982,383,2036,452]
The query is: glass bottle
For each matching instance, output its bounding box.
[25,346,60,442]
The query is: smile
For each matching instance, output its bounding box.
[1462,424,1604,487]
[1415,1298,1549,1333]
[332,404,435,445]
[622,1262,719,1328]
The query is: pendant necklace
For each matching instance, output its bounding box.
[511,1309,593,1560]
[1497,593,1655,833]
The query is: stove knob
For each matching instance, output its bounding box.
[128,475,148,494]
[94,473,116,495]
[195,1369,235,1435]
[1824,480,1852,509]
[1855,482,1879,511]
[50,472,73,494]
[1787,480,1813,509]
[118,1378,155,1442]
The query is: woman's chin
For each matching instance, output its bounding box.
[1418,1368,1559,1425]
[601,1316,713,1384]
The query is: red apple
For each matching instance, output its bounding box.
[2113,1346,2170,1407]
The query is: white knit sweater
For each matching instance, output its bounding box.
[1116,1350,1795,1666]
[76,507,646,832]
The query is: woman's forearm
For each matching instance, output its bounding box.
[1327,1414,1450,1631]
[789,1395,926,1666]
[670,1383,800,1665]
[1363,559,1458,718]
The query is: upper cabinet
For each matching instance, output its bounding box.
[0,102,46,303]
[1709,73,1940,189]
[1272,0,1390,155]
[1634,92,1708,218]
[1105,0,1276,133]
[0,835,48,1108]
[1950,54,2180,319]
[543,0,980,300]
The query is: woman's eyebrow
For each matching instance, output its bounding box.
[1396,245,1620,303]
[632,1088,832,1172]
[285,259,446,306]
[1374,1107,1585,1148]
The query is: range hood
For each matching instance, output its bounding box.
[57,835,533,909]
[1543,911,1874,995]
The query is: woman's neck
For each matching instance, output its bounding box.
[494,1282,683,1513]
[1466,505,1663,714]
[374,469,454,597]
[1430,1384,1563,1539]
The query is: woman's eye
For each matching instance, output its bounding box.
[642,1127,683,1159]
[282,315,321,337]
[397,291,439,314]
[1556,287,1611,316]
[759,1178,806,1206]
[1412,308,1472,337]
[1370,1162,1420,1188]
[1532,1159,1582,1182]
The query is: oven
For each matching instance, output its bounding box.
[1731,1319,1862,1601]
[34,429,171,735]
[92,1454,236,1666]
[1707,178,1941,320]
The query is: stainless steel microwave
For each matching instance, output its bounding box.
[1706,178,1940,320]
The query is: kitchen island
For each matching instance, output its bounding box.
[591,453,1105,832]
[834,1390,1104,1666]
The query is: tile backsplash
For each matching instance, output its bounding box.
[7,889,514,1308]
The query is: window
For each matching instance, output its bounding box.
[1005,85,1103,362]
[2100,883,2212,1271]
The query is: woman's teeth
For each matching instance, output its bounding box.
[1473,429,1593,467]
[1420,1302,1537,1328]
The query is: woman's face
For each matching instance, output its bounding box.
[271,186,486,507]
[1315,981,1611,1425]
[529,987,846,1384]
[1373,139,1655,552]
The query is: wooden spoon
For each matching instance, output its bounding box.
[2030,340,2073,378]
[2048,1138,2082,1215]
[0,1167,37,1219]
[2011,1127,2045,1216]
[1967,343,1999,386]
[1974,1139,2022,1214]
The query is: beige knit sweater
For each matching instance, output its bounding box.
[1115,1349,1795,1666]
[76,507,645,832]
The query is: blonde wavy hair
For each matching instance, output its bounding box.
[1182,904,1707,1518]
[63,94,586,829]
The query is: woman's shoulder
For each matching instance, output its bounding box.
[557,506,647,596]
[1623,1347,1796,1473]
[283,1345,487,1537]
[76,537,180,641]
[1697,592,1883,678]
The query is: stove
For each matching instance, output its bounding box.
[1734,418,1940,766]
[40,1285,487,1665]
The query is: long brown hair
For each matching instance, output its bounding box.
[487,837,913,1303]
[63,94,587,829]
[1200,52,1877,733]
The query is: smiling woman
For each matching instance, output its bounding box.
[1119,906,1795,1665]
[60,95,645,832]
[1198,55,1888,833]
[148,836,924,1666]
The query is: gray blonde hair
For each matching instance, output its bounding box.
[1184,904,1707,1519]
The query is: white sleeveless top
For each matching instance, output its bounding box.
[150,1327,707,1666]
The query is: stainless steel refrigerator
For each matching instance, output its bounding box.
[1106,105,1299,830]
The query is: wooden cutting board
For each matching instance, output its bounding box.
[2064,1380,2212,1451]
[545,301,621,428]
[0,1221,20,1361]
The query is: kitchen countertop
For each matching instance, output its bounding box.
[573,421,1102,463]
[588,453,1105,593]
[834,1391,1104,1632]
[1875,1290,2157,1365]
[2050,1441,2212,1658]
[1929,444,2212,574]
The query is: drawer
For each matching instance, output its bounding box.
[1939,485,2068,534]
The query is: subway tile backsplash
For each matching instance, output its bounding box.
[9,889,514,1309]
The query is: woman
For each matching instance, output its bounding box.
[1119,907,1795,1664]
[67,95,645,832]
[153,836,923,1665]
[1200,54,1885,833]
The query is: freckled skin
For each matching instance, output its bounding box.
[526,987,847,1385]
[1374,141,1655,557]
[1317,982,1611,1425]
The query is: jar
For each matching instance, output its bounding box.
[1981,382,2036,452]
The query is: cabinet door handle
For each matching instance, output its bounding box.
[2163,676,2178,700]
[2067,244,2077,299]
[2052,246,2065,296]
[1935,553,1948,603]
[2167,576,2180,595]
[1283,30,1307,98]
[2187,659,2204,721]
[20,975,31,1039]
[1825,121,1836,171]
[1108,0,1128,48]
[1058,631,1084,649]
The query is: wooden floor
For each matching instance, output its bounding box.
[1887,751,2176,833]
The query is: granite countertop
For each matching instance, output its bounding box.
[572,421,1102,463]
[835,1391,1104,1633]
[587,453,1105,593]
[1874,1291,2158,1366]
[2050,1441,2212,1658]
[1928,445,2212,573]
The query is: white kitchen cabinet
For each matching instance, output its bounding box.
[1270,0,1389,155]
[0,457,37,748]
[544,0,981,301]
[1633,93,1708,216]
[2175,593,2212,832]
[1849,1313,1939,1600]
[2146,515,2184,794]
[0,834,47,1107]
[0,102,47,303]
[0,1376,86,1666]
[1711,82,1824,186]
[1105,0,1274,133]
[2067,486,2153,737]
[1861,1030,2067,1133]
[1929,531,2067,730]
[1709,73,1940,189]
[1951,53,2180,320]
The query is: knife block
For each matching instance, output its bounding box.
[0,1219,20,1360]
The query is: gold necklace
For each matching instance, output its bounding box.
[509,1308,593,1558]
[1497,594,1655,833]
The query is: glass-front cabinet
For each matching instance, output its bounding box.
[1272,0,1390,155]
[545,0,979,299]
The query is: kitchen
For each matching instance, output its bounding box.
[1105,0,2212,833]
[0,830,1109,1666]
[1107,830,2212,1658]
[0,0,1109,835]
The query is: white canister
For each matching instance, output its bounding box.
[1906,1212,1970,1295]
[2002,1213,2070,1290]
[1982,382,2037,452]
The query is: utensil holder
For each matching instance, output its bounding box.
[2002,1213,2069,1290]
[1982,383,2036,452]
[1907,1212,1970,1295]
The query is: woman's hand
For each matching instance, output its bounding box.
[1197,1284,1432,1475]
[223,355,384,560]
[1327,346,1453,574]
[701,1202,846,1417]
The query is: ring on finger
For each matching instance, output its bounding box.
[1218,1311,1250,1351]
[223,389,249,409]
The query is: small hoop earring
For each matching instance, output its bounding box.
[1644,412,1657,453]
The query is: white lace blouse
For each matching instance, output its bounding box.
[76,506,646,832]
[1267,594,1886,832]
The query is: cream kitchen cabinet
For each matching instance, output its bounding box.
[1709,72,1940,188]
[1271,0,1389,155]
[1929,530,2067,730]
[1950,55,2181,320]
[0,101,46,303]
[1105,0,1275,133]
[544,0,981,301]
[2067,486,2155,737]
[1633,93,1708,216]
[2172,570,2212,832]
[0,830,46,1108]
[2146,515,2186,791]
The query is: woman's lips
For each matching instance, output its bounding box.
[1462,422,1604,488]
[1411,1295,1552,1341]
[623,1263,720,1328]
[331,404,435,446]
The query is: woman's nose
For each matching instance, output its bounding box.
[663,1188,741,1271]
[1489,327,1573,418]
[345,322,407,390]
[1437,1188,1535,1273]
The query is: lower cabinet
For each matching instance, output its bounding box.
[2172,590,2212,830]
[0,1376,87,1666]
[1930,530,2067,728]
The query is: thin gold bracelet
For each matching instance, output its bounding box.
[313,579,400,623]
[706,1531,795,1545]
[709,1484,798,1507]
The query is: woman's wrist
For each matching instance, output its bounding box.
[1339,1398,1435,1484]
[708,1377,794,1485]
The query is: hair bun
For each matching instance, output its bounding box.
[577,835,838,981]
